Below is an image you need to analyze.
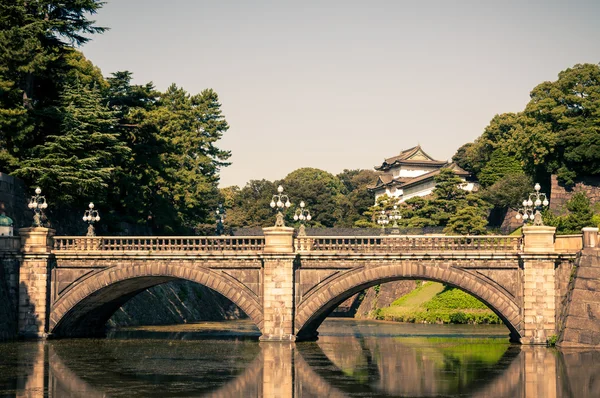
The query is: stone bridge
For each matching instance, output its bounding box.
[2,225,598,345]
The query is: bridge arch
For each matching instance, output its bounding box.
[295,262,521,341]
[50,262,263,337]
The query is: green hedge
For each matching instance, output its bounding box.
[376,309,501,325]
[424,286,490,310]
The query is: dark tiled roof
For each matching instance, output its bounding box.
[369,163,471,192]
[375,145,446,171]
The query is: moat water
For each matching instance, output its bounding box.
[0,319,598,397]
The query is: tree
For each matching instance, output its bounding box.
[12,80,128,205]
[282,168,347,228]
[391,168,489,233]
[545,192,595,234]
[481,174,533,209]
[102,71,162,227]
[0,1,106,171]
[455,63,600,189]
[477,150,524,188]
[517,64,600,186]
[444,206,488,235]
[225,179,278,228]
[452,113,521,176]
[140,85,231,233]
[336,169,378,227]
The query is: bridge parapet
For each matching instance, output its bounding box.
[53,236,265,253]
[0,236,20,252]
[295,235,523,253]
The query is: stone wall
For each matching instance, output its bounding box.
[550,175,600,215]
[107,280,245,327]
[0,256,20,340]
[558,248,600,348]
[354,281,417,319]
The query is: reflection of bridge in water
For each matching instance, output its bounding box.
[7,225,593,345]
[11,329,600,397]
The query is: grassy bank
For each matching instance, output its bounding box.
[372,282,502,325]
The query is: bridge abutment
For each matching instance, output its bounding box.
[18,227,54,339]
[260,227,296,341]
[522,226,557,345]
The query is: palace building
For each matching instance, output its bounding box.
[368,145,476,203]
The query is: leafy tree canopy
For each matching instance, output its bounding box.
[453,63,600,187]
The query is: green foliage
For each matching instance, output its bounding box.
[142,85,230,232]
[377,309,501,325]
[225,179,278,228]
[481,173,533,209]
[283,167,347,227]
[444,205,488,235]
[453,113,521,176]
[544,192,595,235]
[0,1,106,171]
[454,64,600,187]
[547,334,558,347]
[336,169,378,227]
[12,80,128,204]
[222,168,378,229]
[383,283,501,325]
[477,150,524,188]
[423,286,490,310]
[394,168,489,234]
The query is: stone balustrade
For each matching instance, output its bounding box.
[53,236,265,252]
[0,236,20,252]
[295,235,523,253]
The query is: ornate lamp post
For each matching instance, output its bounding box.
[293,201,312,236]
[27,187,48,227]
[83,202,100,236]
[389,204,402,235]
[215,203,226,236]
[377,210,389,235]
[270,185,291,227]
[515,183,549,226]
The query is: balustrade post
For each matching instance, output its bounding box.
[18,227,55,338]
[582,227,599,249]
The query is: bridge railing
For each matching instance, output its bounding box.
[53,236,265,252]
[295,235,523,253]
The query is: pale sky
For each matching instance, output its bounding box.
[81,0,600,188]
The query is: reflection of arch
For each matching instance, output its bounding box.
[296,332,522,397]
[204,353,262,398]
[48,345,106,398]
[295,263,521,340]
[472,346,523,398]
[46,337,262,396]
[50,263,262,337]
[294,347,348,398]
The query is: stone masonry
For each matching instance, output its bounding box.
[521,226,558,344]
[18,227,54,338]
[0,225,593,345]
[558,228,600,347]
[550,174,600,215]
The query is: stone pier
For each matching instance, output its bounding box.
[18,227,54,338]
[260,227,296,341]
[521,225,557,344]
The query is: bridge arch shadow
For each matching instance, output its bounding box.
[50,263,262,337]
[295,262,521,341]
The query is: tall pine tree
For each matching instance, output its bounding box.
[13,80,129,204]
